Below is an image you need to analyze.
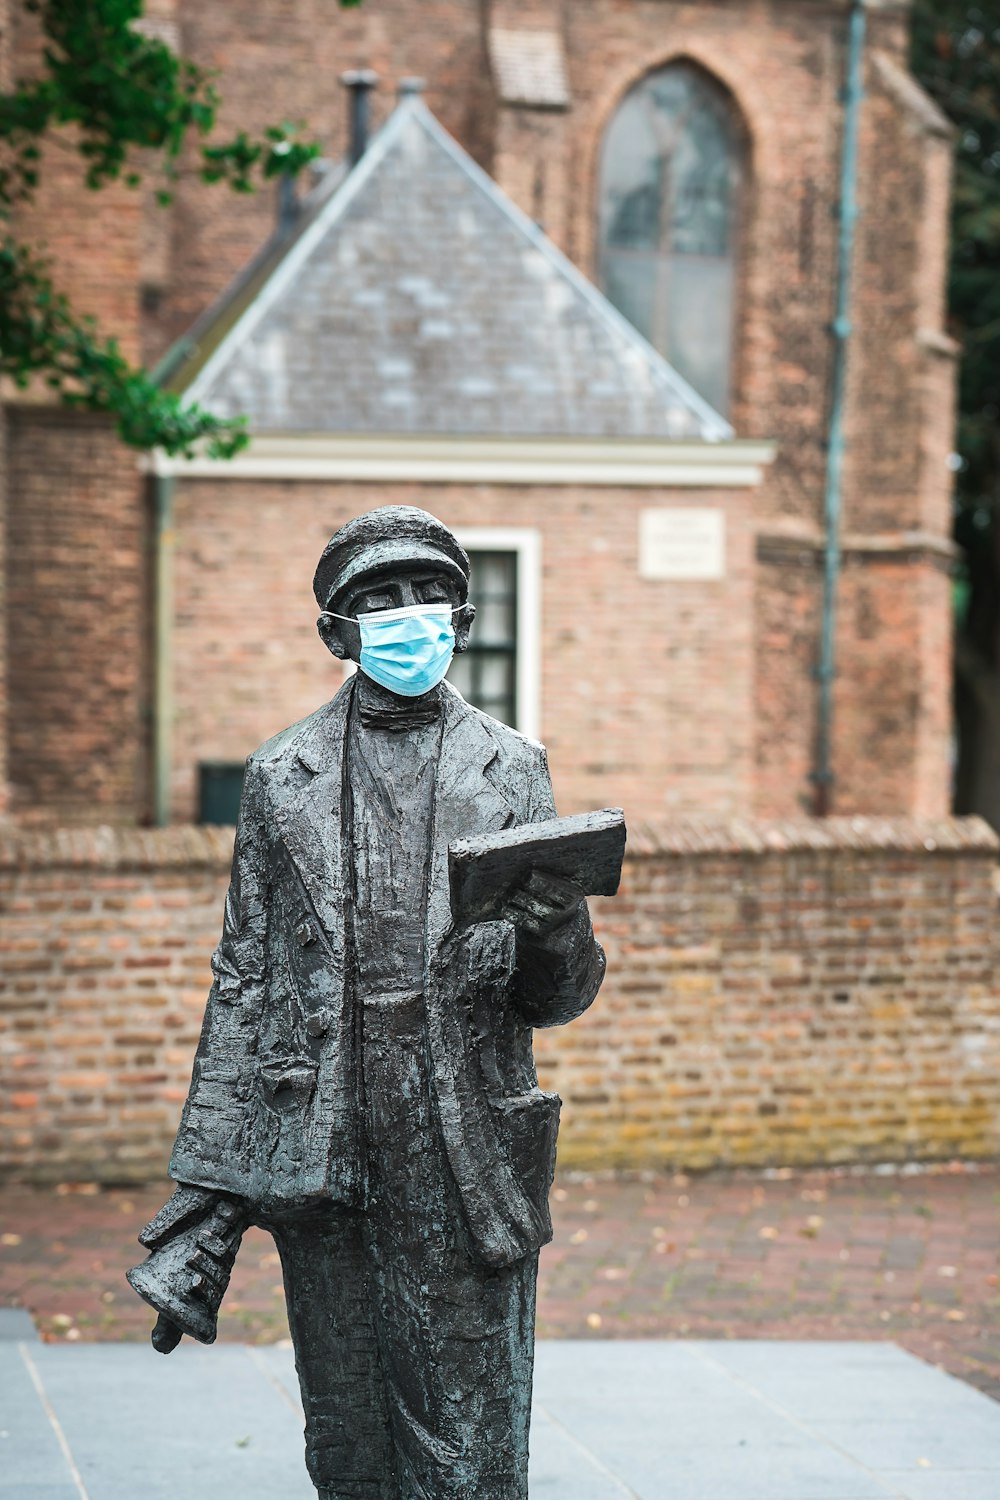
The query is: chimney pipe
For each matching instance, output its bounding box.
[276,172,298,236]
[341,69,378,166]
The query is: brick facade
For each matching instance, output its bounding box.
[169,477,757,824]
[0,0,956,825]
[1,816,995,1184]
[4,411,148,823]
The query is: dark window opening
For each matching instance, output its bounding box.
[199,762,246,825]
[448,549,518,728]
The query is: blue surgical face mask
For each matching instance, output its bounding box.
[322,602,458,698]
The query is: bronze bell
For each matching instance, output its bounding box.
[126,1186,249,1351]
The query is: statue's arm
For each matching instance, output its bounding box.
[170,755,269,1171]
[130,759,268,1347]
[169,754,269,1181]
[203,755,270,1013]
[508,746,606,1028]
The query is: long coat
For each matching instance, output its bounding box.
[170,678,605,1268]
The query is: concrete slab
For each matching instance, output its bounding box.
[0,1309,38,1342]
[0,1345,81,1499]
[1,1340,998,1499]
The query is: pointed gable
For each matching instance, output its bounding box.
[181,98,731,442]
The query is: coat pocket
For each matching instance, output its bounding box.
[490,1089,561,1244]
[259,1055,318,1116]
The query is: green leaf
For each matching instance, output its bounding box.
[0,0,365,455]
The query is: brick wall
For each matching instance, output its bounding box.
[1,815,996,1185]
[11,3,143,362]
[545,815,1000,1170]
[0,404,7,816]
[4,411,149,822]
[169,478,757,826]
[0,826,232,1184]
[0,0,956,827]
[154,0,953,822]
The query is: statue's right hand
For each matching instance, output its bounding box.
[151,1311,183,1355]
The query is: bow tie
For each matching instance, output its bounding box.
[356,694,442,732]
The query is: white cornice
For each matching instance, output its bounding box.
[144,434,777,488]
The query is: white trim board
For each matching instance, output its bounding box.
[146,436,776,489]
[455,527,542,742]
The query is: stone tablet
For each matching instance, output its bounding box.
[639,506,726,581]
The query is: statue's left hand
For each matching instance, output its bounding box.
[504,869,585,939]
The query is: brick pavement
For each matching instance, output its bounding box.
[1,1163,998,1402]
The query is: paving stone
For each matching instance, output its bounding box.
[5,1340,1000,1499]
[0,1308,38,1341]
[811,1415,1000,1474]
[27,1345,314,1500]
[0,1345,79,1495]
[879,1474,1000,1500]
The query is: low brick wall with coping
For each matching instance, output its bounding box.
[1,817,997,1183]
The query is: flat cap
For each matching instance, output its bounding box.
[313,506,471,609]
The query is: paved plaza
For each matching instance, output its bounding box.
[3,1328,1000,1499]
[2,1164,998,1399]
[2,1165,999,1497]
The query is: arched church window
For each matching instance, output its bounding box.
[598,62,744,416]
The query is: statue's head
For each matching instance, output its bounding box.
[314,506,475,697]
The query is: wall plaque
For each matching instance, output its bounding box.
[639,508,726,581]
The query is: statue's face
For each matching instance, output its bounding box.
[318,563,475,668]
[346,566,458,619]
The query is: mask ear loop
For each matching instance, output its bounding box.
[320,605,466,623]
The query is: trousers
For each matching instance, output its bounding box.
[272,991,538,1500]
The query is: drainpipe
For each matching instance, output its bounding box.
[813,0,867,816]
[152,468,175,827]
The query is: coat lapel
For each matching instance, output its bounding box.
[428,685,515,943]
[279,679,513,938]
[423,687,549,1265]
[275,677,353,940]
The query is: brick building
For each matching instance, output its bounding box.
[0,0,957,829]
[3,2,993,1186]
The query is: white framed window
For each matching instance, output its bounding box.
[451,528,541,739]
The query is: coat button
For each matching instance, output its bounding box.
[295,919,317,947]
[305,1009,330,1039]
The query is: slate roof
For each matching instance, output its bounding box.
[177,97,731,442]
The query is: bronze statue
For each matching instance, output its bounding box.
[128,506,624,1499]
